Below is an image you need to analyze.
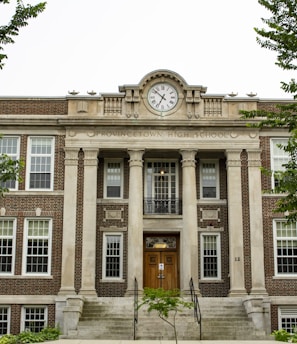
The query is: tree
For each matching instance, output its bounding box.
[137,288,193,344]
[0,1,43,193]
[241,0,297,222]
[0,152,23,197]
[0,0,46,69]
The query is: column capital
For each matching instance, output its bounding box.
[83,148,99,166]
[225,149,242,168]
[180,149,197,168]
[127,149,144,167]
[247,149,262,168]
[64,147,79,165]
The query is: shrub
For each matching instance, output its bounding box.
[0,327,60,344]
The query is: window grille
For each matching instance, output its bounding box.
[24,219,51,275]
[23,307,47,332]
[0,307,9,335]
[0,136,19,190]
[0,219,15,274]
[274,221,297,276]
[279,307,297,333]
[28,137,54,190]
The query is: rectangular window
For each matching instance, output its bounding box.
[104,160,123,198]
[0,307,10,335]
[279,307,297,334]
[103,233,123,279]
[22,307,47,332]
[271,138,289,189]
[0,136,20,190]
[201,233,221,279]
[274,220,297,276]
[200,160,219,199]
[27,137,54,190]
[23,219,52,275]
[0,219,16,275]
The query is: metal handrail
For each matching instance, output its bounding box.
[189,277,202,340]
[133,277,138,340]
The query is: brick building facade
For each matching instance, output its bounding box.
[0,70,296,337]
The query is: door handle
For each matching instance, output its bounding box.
[157,274,165,279]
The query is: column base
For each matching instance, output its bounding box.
[250,288,268,296]
[58,287,76,296]
[78,289,97,297]
[228,288,247,297]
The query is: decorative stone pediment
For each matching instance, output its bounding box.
[67,69,258,120]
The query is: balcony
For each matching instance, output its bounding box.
[143,198,182,215]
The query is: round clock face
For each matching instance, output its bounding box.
[148,83,178,111]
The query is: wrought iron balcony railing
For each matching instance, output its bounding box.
[144,198,182,215]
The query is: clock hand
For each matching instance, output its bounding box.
[157,94,166,107]
[153,89,166,100]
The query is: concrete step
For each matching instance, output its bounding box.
[68,296,268,341]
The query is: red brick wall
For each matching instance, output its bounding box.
[0,99,67,115]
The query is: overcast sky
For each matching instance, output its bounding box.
[0,0,294,98]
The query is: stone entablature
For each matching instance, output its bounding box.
[65,127,261,151]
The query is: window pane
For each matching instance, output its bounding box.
[0,307,9,335]
[0,137,19,189]
[106,161,122,198]
[105,235,121,278]
[0,220,14,274]
[271,139,289,188]
[202,235,219,278]
[29,137,53,190]
[202,162,217,198]
[275,221,297,275]
[25,220,50,274]
[24,308,46,332]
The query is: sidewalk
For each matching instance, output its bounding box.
[46,340,275,344]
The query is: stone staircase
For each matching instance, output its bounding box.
[67,296,269,340]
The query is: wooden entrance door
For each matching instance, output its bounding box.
[144,251,178,290]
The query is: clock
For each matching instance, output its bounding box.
[148,83,178,112]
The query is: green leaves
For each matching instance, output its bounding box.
[0,327,60,344]
[255,0,297,97]
[0,153,24,197]
[0,0,46,69]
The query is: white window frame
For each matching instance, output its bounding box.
[26,136,55,191]
[21,306,47,332]
[0,306,10,335]
[104,159,123,199]
[200,233,221,280]
[273,220,297,277]
[200,160,220,200]
[22,218,52,276]
[0,136,20,191]
[102,232,123,281]
[278,307,297,333]
[0,218,16,275]
[270,138,289,190]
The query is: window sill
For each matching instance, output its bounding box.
[272,276,297,279]
[0,275,53,279]
[197,199,227,205]
[100,278,125,283]
[199,279,224,283]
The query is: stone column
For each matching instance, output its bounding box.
[180,150,199,293]
[226,149,247,296]
[79,148,98,296]
[59,148,79,295]
[247,149,267,295]
[126,149,144,294]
